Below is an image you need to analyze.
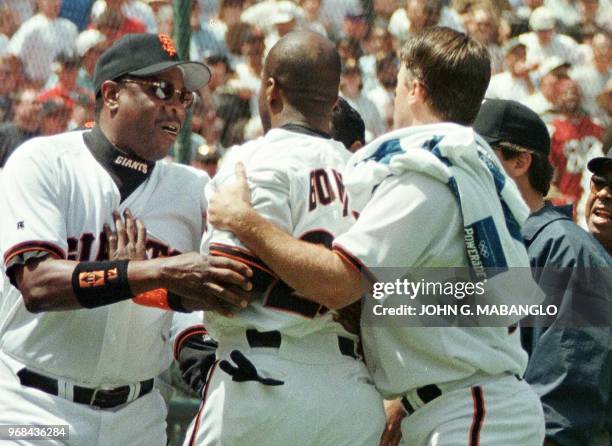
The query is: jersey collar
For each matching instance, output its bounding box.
[280,123,331,139]
[84,125,156,202]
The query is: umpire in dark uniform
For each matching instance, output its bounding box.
[474,99,612,446]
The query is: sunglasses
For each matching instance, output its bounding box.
[121,78,195,109]
[591,175,612,193]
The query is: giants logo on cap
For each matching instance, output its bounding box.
[159,34,177,57]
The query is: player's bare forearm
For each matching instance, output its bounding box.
[14,255,168,312]
[15,253,252,313]
[208,163,361,309]
[14,257,85,312]
[14,209,159,312]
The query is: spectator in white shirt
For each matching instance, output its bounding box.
[570,32,611,126]
[232,26,265,118]
[366,55,398,131]
[319,0,362,39]
[360,25,396,92]
[340,59,386,138]
[518,6,582,67]
[486,39,536,103]
[524,56,570,122]
[8,0,78,87]
[543,0,581,29]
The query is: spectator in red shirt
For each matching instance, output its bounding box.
[37,52,91,109]
[549,78,604,208]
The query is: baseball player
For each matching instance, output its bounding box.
[184,31,385,446]
[207,27,546,445]
[0,33,252,446]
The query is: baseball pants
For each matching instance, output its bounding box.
[183,330,386,446]
[0,350,167,446]
[399,373,545,445]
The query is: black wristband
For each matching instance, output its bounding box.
[167,291,191,313]
[71,260,133,308]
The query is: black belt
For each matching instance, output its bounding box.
[245,329,358,359]
[401,384,442,415]
[17,368,154,409]
[401,375,523,415]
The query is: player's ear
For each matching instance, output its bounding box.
[413,79,427,103]
[267,77,283,113]
[501,151,531,178]
[101,80,121,112]
[514,151,533,176]
[349,140,363,152]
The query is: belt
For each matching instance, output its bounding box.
[401,384,442,415]
[401,374,523,416]
[245,329,358,359]
[17,368,154,409]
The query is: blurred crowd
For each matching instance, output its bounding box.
[0,0,610,224]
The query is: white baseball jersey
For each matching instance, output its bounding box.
[7,14,78,83]
[188,126,386,446]
[330,124,545,445]
[332,125,530,399]
[0,127,208,386]
[202,127,355,340]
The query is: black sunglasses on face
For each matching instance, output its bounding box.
[591,175,612,193]
[121,78,195,109]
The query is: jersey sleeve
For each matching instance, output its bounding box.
[170,311,206,360]
[333,172,460,280]
[0,142,68,272]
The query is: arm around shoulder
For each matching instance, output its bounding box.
[206,162,362,309]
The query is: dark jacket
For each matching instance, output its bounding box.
[522,203,611,446]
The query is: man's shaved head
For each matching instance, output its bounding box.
[262,31,341,119]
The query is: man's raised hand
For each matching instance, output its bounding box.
[105,208,147,260]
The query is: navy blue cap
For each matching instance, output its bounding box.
[587,150,612,174]
[473,99,550,155]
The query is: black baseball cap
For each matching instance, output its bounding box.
[587,151,612,174]
[473,99,550,155]
[93,33,211,94]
